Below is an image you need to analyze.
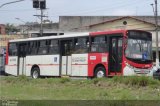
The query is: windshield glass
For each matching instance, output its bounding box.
[125,38,152,61]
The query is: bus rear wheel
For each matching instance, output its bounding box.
[95,67,106,78]
[31,67,40,79]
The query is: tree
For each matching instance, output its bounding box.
[5,23,19,34]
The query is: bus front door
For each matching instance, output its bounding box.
[60,40,72,76]
[18,43,27,75]
[109,37,123,75]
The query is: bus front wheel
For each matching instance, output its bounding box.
[95,67,106,78]
[31,67,40,79]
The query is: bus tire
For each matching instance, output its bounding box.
[31,67,40,79]
[95,66,106,78]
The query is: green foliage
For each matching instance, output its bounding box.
[5,23,19,34]
[18,75,30,82]
[92,78,107,84]
[92,78,100,84]
[112,76,160,87]
[46,78,54,84]
[1,76,160,100]
[4,76,15,83]
[60,77,70,83]
[4,76,30,84]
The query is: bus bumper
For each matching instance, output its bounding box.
[123,65,154,76]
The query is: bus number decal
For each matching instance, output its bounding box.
[102,57,107,62]
[54,57,57,62]
[90,56,96,60]
[10,58,16,62]
[72,57,86,63]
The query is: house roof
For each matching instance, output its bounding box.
[88,16,160,27]
[0,24,5,27]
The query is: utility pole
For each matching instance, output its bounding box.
[155,0,159,68]
[33,0,47,37]
[40,9,43,36]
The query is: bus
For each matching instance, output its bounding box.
[5,30,153,78]
[0,48,6,75]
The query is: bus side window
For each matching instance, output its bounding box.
[9,43,18,56]
[73,37,89,54]
[118,38,123,59]
[27,42,30,55]
[48,40,59,54]
[91,36,107,52]
[37,40,48,55]
[30,41,38,55]
[27,42,32,55]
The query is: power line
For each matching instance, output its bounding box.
[0,0,25,8]
[0,0,143,15]
[0,0,155,17]
[0,9,34,12]
[50,0,145,15]
[50,0,131,13]
[0,0,133,13]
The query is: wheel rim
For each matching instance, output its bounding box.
[33,70,38,79]
[97,70,105,78]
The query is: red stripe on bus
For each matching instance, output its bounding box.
[72,64,88,65]
[7,64,17,66]
[26,64,59,66]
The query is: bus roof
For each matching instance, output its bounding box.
[9,29,149,43]
[90,30,126,36]
[9,32,89,43]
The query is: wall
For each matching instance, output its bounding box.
[89,18,155,31]
[0,24,6,35]
[59,16,160,31]
[0,35,24,47]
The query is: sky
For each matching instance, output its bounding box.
[0,0,159,24]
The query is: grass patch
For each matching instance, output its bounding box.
[112,76,160,87]
[0,76,160,100]
[2,75,30,85]
[60,77,71,83]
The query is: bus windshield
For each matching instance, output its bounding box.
[125,31,152,62]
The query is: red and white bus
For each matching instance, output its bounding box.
[5,30,153,78]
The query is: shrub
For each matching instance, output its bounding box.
[4,76,15,83]
[18,75,30,82]
[92,78,106,85]
[112,76,160,87]
[93,78,100,84]
[138,76,149,86]
[60,78,70,83]
[112,76,123,83]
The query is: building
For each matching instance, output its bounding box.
[18,22,62,37]
[59,16,160,31]
[0,24,6,35]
